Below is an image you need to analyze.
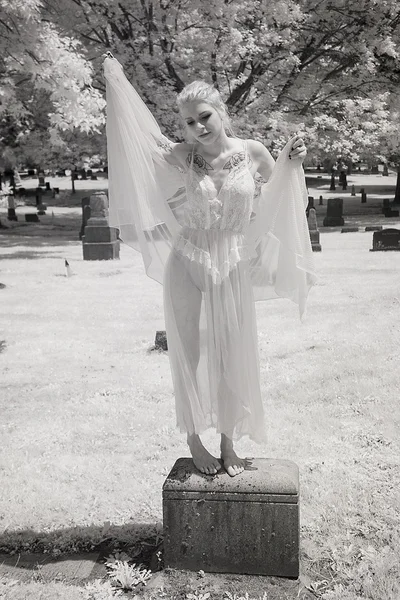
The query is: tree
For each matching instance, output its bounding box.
[45,0,400,145]
[0,0,106,177]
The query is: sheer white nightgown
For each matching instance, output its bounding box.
[103,57,316,443]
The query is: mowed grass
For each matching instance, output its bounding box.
[0,212,400,599]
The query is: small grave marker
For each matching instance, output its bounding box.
[370,228,400,252]
[341,227,359,233]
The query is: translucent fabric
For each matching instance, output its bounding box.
[103,56,317,441]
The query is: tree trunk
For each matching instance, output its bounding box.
[394,164,400,204]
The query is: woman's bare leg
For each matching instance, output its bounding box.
[164,252,221,474]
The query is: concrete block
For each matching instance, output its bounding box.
[163,458,299,578]
[82,240,120,260]
[83,225,119,244]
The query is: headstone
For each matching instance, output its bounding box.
[341,172,347,191]
[25,214,40,222]
[370,228,400,252]
[79,196,91,240]
[361,191,367,203]
[323,198,344,226]
[319,195,323,206]
[163,457,300,578]
[38,176,46,187]
[45,182,51,191]
[329,173,336,191]
[28,169,35,177]
[306,196,314,218]
[7,195,18,221]
[307,208,321,252]
[371,165,379,174]
[385,209,400,217]
[91,174,98,180]
[82,192,120,260]
[382,198,399,217]
[365,226,383,232]
[383,164,389,177]
[155,330,168,351]
[341,227,359,233]
[351,185,356,196]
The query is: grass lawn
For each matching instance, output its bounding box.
[0,197,400,599]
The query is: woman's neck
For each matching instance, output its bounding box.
[197,130,236,158]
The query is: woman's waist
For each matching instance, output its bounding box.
[175,225,248,242]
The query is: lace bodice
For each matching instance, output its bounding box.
[180,143,255,233]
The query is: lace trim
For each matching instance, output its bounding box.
[173,231,250,284]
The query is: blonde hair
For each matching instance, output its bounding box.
[176,80,234,137]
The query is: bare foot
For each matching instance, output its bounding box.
[220,434,250,477]
[187,434,222,475]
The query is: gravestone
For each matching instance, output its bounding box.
[319,195,323,205]
[360,188,367,203]
[371,165,379,174]
[307,208,321,252]
[365,226,383,232]
[155,330,168,351]
[82,192,120,260]
[163,457,299,578]
[38,175,46,187]
[25,214,39,222]
[7,195,18,221]
[382,199,399,217]
[323,198,344,226]
[329,173,336,191]
[383,164,389,176]
[79,196,91,240]
[370,228,400,252]
[341,227,359,233]
[306,196,314,218]
[351,185,356,196]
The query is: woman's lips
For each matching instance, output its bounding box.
[199,132,210,138]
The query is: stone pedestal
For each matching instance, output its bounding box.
[163,458,299,578]
[308,208,321,252]
[82,192,119,260]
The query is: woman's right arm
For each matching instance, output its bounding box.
[158,141,192,171]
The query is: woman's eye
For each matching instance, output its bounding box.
[186,121,194,126]
[201,114,211,120]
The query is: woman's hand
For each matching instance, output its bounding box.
[289,135,307,162]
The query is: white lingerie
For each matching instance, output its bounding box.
[103,57,316,441]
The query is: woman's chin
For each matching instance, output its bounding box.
[197,132,213,144]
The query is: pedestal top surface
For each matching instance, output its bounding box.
[163,458,299,495]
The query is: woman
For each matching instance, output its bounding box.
[103,55,316,477]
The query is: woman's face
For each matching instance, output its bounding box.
[180,101,223,145]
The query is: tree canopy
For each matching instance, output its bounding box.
[1,0,400,168]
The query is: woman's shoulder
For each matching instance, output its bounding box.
[245,139,270,156]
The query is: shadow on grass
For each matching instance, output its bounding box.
[0,521,163,570]
[0,234,79,249]
[0,250,73,260]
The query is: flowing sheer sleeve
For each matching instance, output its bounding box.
[247,137,317,318]
[103,56,187,285]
